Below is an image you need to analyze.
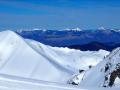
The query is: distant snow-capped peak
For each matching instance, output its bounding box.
[16,28,47,32]
[64,27,82,31]
[98,26,106,30]
[32,28,46,31]
[33,28,41,30]
[72,27,82,31]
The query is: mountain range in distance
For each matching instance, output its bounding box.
[16,28,120,51]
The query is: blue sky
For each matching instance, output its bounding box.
[0,0,120,30]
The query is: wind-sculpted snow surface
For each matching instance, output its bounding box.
[0,30,111,89]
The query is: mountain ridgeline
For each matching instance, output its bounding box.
[16,29,120,51]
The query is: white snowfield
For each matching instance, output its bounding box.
[0,30,116,90]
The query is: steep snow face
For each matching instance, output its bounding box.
[0,30,71,83]
[79,47,120,87]
[0,30,109,84]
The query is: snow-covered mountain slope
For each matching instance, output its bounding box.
[0,31,113,90]
[79,47,120,87]
[26,39,109,71]
[0,30,110,89]
[0,30,72,83]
